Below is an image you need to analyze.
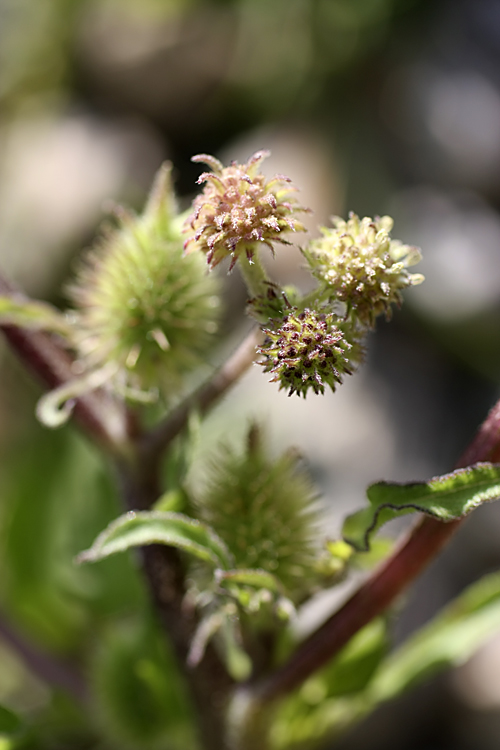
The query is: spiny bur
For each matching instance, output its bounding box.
[68,164,220,399]
[197,425,319,601]
[259,308,360,398]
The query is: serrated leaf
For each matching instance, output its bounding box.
[343,462,500,551]
[0,296,71,336]
[0,705,22,735]
[77,511,234,570]
[368,570,500,704]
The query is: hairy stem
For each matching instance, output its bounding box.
[116,458,234,750]
[237,249,271,299]
[249,393,500,704]
[0,276,129,454]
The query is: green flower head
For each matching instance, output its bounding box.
[68,164,220,400]
[259,308,360,398]
[198,425,319,601]
[304,213,423,328]
[184,151,308,270]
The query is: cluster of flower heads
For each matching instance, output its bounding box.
[183,151,308,270]
[27,149,423,426]
[184,148,423,398]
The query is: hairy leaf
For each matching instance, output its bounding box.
[77,511,234,569]
[343,463,500,551]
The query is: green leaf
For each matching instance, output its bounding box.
[343,462,500,551]
[0,296,71,336]
[0,705,22,736]
[77,511,234,570]
[215,568,283,594]
[368,570,500,704]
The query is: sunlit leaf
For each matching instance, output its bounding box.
[343,463,500,551]
[77,511,234,570]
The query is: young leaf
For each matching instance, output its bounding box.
[215,568,283,594]
[343,462,500,551]
[77,511,234,570]
[368,570,500,704]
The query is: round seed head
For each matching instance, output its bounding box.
[259,307,360,398]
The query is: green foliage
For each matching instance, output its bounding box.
[0,705,22,737]
[343,462,500,551]
[78,510,234,570]
[91,618,195,750]
[367,570,500,703]
[0,427,145,650]
[270,619,388,750]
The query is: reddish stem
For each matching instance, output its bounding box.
[253,394,500,702]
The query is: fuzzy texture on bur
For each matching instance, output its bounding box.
[68,165,220,398]
[197,426,319,601]
[303,213,423,328]
[184,151,308,270]
[259,307,359,398]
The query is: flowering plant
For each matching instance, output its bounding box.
[1,152,500,750]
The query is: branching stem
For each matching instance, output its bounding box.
[248,393,500,704]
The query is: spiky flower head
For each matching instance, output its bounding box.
[258,307,359,398]
[68,164,220,399]
[197,425,319,601]
[184,151,308,270]
[303,213,423,328]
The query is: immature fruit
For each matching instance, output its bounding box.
[68,165,220,398]
[198,426,319,601]
[259,307,359,398]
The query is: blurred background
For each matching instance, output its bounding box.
[2,0,500,747]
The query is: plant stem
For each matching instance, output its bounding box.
[237,249,271,299]
[249,393,500,704]
[0,276,129,454]
[0,610,88,704]
[116,458,234,750]
[141,327,263,460]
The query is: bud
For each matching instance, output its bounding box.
[258,308,359,398]
[197,425,319,601]
[68,164,220,399]
[303,213,423,328]
[184,151,308,270]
